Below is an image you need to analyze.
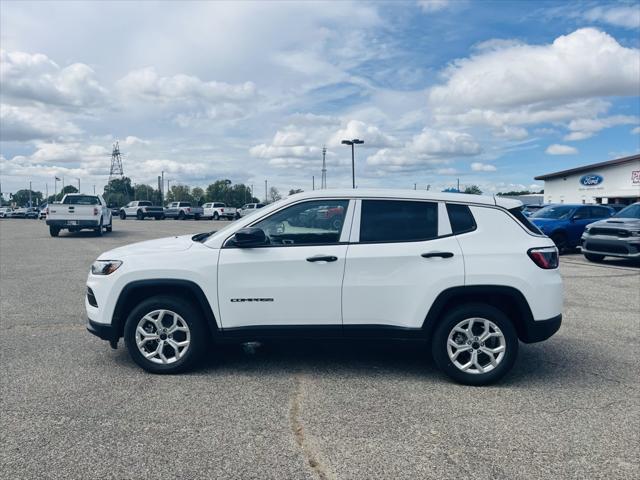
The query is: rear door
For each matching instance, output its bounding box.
[342,199,464,329]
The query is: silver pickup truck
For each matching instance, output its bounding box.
[164,202,204,220]
[46,194,113,237]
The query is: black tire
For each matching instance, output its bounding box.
[194,214,201,221]
[431,303,519,386]
[49,226,60,237]
[106,222,112,232]
[178,211,186,220]
[550,232,568,254]
[213,212,219,220]
[95,219,103,236]
[123,296,209,374]
[120,211,126,220]
[584,253,605,262]
[136,210,144,220]
[235,213,240,220]
[154,215,163,220]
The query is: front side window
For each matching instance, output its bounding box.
[360,200,438,243]
[589,206,611,218]
[138,201,152,207]
[253,200,349,246]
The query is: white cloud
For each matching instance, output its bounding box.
[328,120,397,148]
[471,162,497,172]
[417,0,453,13]
[564,115,639,141]
[632,127,640,135]
[0,104,81,141]
[124,135,150,146]
[584,5,640,29]
[409,128,481,156]
[429,28,639,127]
[492,125,528,140]
[546,144,578,155]
[0,50,107,108]
[117,67,256,103]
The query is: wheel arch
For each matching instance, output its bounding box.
[112,279,219,341]
[422,285,534,342]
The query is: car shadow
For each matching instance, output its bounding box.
[56,230,132,239]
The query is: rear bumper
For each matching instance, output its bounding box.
[87,318,118,342]
[47,219,99,227]
[520,314,562,343]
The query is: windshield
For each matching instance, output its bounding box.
[531,205,575,220]
[613,203,640,219]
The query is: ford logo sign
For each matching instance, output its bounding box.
[579,174,603,186]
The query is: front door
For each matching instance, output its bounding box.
[217,199,353,329]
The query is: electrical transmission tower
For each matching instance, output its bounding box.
[321,146,327,189]
[108,141,124,183]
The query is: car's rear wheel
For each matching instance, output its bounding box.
[95,219,103,236]
[584,253,605,262]
[213,212,219,220]
[550,232,568,254]
[105,221,112,232]
[136,210,144,220]
[124,296,208,374]
[178,211,186,220]
[120,211,126,220]
[432,304,518,386]
[49,226,60,237]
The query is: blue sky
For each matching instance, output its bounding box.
[1,0,639,198]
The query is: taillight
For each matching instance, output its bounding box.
[93,207,99,215]
[221,208,224,212]
[187,208,191,212]
[528,247,559,269]
[46,207,49,215]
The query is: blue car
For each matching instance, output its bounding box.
[530,204,614,252]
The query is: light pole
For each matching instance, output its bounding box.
[161,170,165,204]
[341,139,364,189]
[75,178,80,193]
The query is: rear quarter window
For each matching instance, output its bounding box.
[446,203,476,235]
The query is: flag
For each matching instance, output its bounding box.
[55,176,61,181]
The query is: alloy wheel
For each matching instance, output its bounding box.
[447,317,506,374]
[135,309,191,364]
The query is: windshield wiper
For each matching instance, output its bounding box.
[192,231,216,243]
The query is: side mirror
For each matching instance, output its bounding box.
[233,227,267,247]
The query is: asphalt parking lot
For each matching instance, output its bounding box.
[1,218,638,479]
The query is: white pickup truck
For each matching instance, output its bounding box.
[202,202,238,220]
[46,194,113,237]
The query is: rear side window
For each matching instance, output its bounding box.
[446,204,476,235]
[509,207,543,235]
[589,206,611,218]
[214,203,225,208]
[138,201,152,207]
[179,202,191,207]
[63,195,99,205]
[360,200,438,243]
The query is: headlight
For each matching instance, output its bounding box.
[91,260,122,275]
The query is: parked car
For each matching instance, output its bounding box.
[164,202,203,220]
[119,201,165,220]
[39,204,48,219]
[238,202,265,217]
[530,204,614,252]
[10,207,28,218]
[0,207,13,218]
[46,194,113,237]
[86,189,562,385]
[202,202,237,220]
[581,202,640,262]
[25,207,40,219]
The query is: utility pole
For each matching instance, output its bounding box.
[321,146,327,189]
[414,183,417,190]
[161,171,165,205]
[251,184,254,201]
[312,175,315,191]
[76,178,81,193]
[29,181,32,207]
[93,185,96,195]
[265,180,268,203]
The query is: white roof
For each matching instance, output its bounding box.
[285,188,522,209]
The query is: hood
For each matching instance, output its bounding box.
[99,235,194,259]
[589,218,640,229]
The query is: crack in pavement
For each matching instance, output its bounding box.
[289,374,334,480]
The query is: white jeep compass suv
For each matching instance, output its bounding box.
[86,190,562,385]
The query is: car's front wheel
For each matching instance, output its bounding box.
[123,296,208,374]
[49,226,60,237]
[432,304,518,386]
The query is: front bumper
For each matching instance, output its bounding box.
[520,314,562,343]
[581,234,640,259]
[87,318,118,342]
[47,219,100,227]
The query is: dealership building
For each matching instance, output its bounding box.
[535,154,640,205]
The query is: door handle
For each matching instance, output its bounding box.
[306,255,338,263]
[421,252,454,259]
